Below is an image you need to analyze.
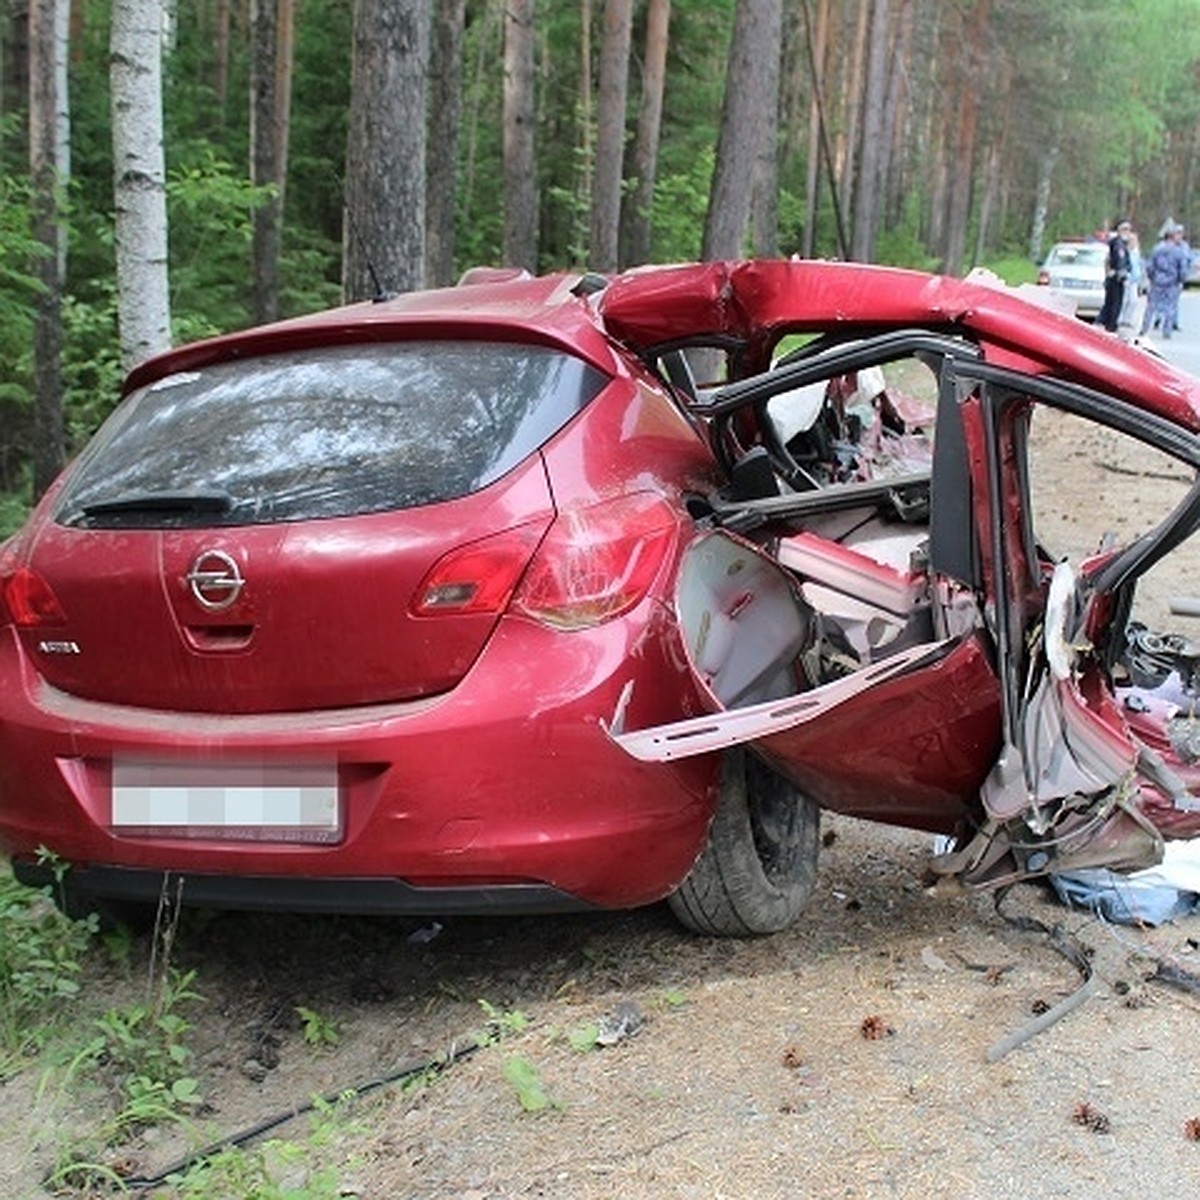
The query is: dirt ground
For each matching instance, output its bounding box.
[7,331,1200,1199]
[10,820,1200,1199]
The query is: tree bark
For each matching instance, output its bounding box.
[502,0,536,271]
[111,0,172,375]
[622,0,669,268]
[942,0,986,276]
[425,0,465,286]
[801,0,830,257]
[702,0,782,261]
[748,16,782,257]
[836,0,869,241]
[29,0,68,497]
[342,0,430,301]
[589,0,632,273]
[850,0,889,263]
[250,0,294,325]
[214,0,231,119]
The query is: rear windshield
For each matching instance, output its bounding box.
[56,342,607,527]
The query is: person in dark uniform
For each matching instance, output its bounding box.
[1095,218,1134,333]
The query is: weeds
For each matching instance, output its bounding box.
[473,997,529,1046]
[165,1139,349,1199]
[296,1004,340,1048]
[0,866,96,1065]
[502,1054,558,1113]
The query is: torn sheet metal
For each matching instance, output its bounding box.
[607,637,955,762]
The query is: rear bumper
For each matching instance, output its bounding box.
[11,860,593,916]
[0,613,716,913]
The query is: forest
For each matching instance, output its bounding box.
[3,0,1200,533]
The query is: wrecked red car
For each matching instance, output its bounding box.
[3,258,1200,936]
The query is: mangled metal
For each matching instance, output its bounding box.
[607,314,1200,892]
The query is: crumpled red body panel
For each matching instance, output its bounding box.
[599,259,1200,431]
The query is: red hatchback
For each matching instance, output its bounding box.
[5,259,1200,935]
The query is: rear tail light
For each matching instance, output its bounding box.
[1036,270,1049,286]
[412,521,547,616]
[0,566,67,627]
[512,493,679,630]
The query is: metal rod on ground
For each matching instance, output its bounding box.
[986,974,1104,1062]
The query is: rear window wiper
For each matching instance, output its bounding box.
[79,489,235,518]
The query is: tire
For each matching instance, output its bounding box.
[668,748,820,936]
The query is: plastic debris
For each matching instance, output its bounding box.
[595,999,645,1046]
[1051,839,1200,925]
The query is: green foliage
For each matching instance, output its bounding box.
[296,1004,341,1048]
[0,867,96,1065]
[80,966,205,1133]
[166,1139,349,1199]
[650,149,716,264]
[983,255,1041,286]
[566,1021,600,1053]
[168,152,275,337]
[0,473,31,539]
[502,1053,559,1113]
[473,997,530,1047]
[63,285,123,449]
[873,223,941,273]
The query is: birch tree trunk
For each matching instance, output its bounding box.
[250,0,294,325]
[111,0,172,375]
[425,0,465,286]
[589,0,632,273]
[702,0,781,261]
[502,0,537,271]
[29,0,68,497]
[622,0,669,268]
[342,0,430,301]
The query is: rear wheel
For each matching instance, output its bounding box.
[668,748,820,936]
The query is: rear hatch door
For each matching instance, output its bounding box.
[22,340,606,713]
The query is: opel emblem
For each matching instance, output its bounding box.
[186,549,244,611]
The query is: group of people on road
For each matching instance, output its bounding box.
[1095,216,1192,337]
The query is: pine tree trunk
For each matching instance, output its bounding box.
[342,0,430,301]
[29,0,68,497]
[110,0,172,374]
[702,0,782,261]
[942,0,986,277]
[589,0,632,273]
[502,0,537,271]
[622,0,669,268]
[250,0,293,325]
[214,0,231,119]
[748,23,782,257]
[850,0,889,263]
[801,0,830,258]
[836,0,869,242]
[425,0,465,287]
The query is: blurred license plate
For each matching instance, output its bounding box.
[111,759,340,843]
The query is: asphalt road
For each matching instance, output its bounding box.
[1137,286,1200,377]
